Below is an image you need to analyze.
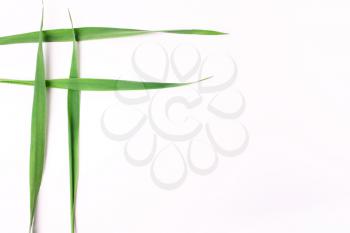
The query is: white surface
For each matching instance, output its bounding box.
[0,0,350,232]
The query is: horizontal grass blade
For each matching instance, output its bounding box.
[0,77,210,91]
[0,27,226,45]
[160,29,226,35]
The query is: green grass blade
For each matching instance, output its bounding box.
[0,79,34,86]
[0,77,210,91]
[0,27,226,44]
[67,10,80,233]
[29,8,47,233]
[159,29,227,35]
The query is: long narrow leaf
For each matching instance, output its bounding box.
[0,77,210,91]
[67,11,80,233]
[0,27,226,45]
[29,9,47,233]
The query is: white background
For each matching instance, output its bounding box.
[0,0,350,232]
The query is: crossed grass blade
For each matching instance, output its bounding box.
[67,10,80,233]
[0,77,211,91]
[29,8,47,233]
[0,27,226,45]
[0,10,219,232]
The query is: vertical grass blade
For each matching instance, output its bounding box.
[67,10,80,233]
[29,8,47,233]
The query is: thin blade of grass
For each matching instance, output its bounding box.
[29,8,47,233]
[67,10,80,233]
[159,29,226,35]
[0,77,211,91]
[0,27,226,45]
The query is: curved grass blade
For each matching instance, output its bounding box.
[67,10,79,233]
[0,27,226,45]
[29,8,47,233]
[0,77,211,91]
